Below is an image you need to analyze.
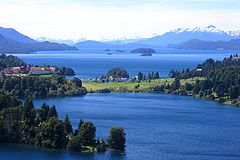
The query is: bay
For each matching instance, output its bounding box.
[1,93,240,160]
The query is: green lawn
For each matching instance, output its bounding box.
[83,77,204,93]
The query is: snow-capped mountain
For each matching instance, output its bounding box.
[174,25,224,34]
[136,25,240,47]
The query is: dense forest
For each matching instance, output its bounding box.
[137,71,160,81]
[159,55,240,105]
[0,54,26,67]
[106,68,129,79]
[0,92,126,152]
[0,54,83,98]
[57,66,75,76]
[0,54,126,153]
[0,75,86,98]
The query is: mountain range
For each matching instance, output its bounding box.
[1,25,240,52]
[0,27,77,53]
[169,39,240,50]
[134,25,240,47]
[74,25,240,49]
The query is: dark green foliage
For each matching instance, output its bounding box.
[106,68,129,79]
[137,71,160,81]
[78,119,84,130]
[171,79,180,90]
[0,107,22,142]
[36,117,68,148]
[185,83,193,91]
[137,72,145,81]
[37,103,50,122]
[0,91,20,111]
[0,92,125,153]
[64,114,73,135]
[73,119,84,136]
[152,85,165,92]
[67,136,82,152]
[96,88,111,93]
[72,78,82,87]
[0,75,86,98]
[78,122,96,146]
[108,127,126,151]
[0,54,26,68]
[0,92,66,148]
[48,105,58,119]
[22,97,36,126]
[96,141,106,152]
[58,67,75,76]
[169,55,240,104]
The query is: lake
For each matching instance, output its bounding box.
[1,93,240,160]
[2,49,240,160]
[11,48,234,79]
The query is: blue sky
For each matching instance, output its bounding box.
[0,0,239,40]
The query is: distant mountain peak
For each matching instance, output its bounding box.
[173,26,224,34]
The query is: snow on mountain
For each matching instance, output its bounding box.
[36,25,240,48]
[174,25,225,34]
[136,26,240,47]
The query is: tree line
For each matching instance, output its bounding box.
[154,55,240,106]
[137,71,160,81]
[0,75,86,98]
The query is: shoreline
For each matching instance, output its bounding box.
[83,78,239,107]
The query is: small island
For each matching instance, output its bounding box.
[104,49,111,52]
[131,48,156,56]
[116,49,125,53]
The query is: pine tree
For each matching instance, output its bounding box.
[47,105,58,120]
[64,114,73,135]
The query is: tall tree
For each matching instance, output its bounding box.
[108,127,126,151]
[78,122,96,146]
[64,114,73,135]
[47,105,58,120]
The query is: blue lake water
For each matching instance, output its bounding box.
[11,48,234,79]
[1,93,240,160]
[2,49,240,160]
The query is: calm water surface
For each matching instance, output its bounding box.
[2,49,240,160]
[1,93,240,160]
[11,48,234,79]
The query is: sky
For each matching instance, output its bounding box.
[0,0,240,41]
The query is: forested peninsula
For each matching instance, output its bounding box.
[0,54,126,153]
[0,54,84,98]
[84,55,240,106]
[0,92,126,152]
